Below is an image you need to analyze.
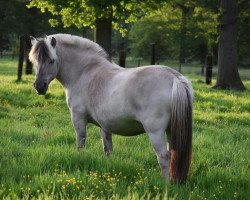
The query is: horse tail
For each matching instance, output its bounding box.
[169,75,193,183]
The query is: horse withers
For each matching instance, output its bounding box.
[29,34,193,183]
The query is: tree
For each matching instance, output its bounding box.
[129,13,178,60]
[238,0,250,66]
[128,2,218,65]
[28,0,144,57]
[28,0,166,57]
[213,0,245,91]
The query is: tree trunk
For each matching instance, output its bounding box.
[17,36,25,81]
[214,0,245,91]
[178,6,188,72]
[25,36,33,74]
[212,44,218,65]
[94,18,112,59]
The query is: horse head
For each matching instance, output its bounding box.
[29,36,58,95]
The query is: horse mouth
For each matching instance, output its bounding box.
[35,87,47,95]
[36,89,47,95]
[34,81,48,95]
[34,85,48,95]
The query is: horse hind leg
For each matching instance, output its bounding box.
[147,130,169,181]
[142,111,171,180]
[100,128,113,156]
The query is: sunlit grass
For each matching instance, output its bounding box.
[0,57,249,199]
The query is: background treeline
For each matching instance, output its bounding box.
[0,0,249,67]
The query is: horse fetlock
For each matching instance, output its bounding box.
[105,150,112,157]
[77,147,85,152]
[103,145,112,155]
[77,136,86,148]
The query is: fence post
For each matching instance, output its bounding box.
[205,55,213,84]
[119,50,126,68]
[118,42,126,68]
[25,36,33,74]
[17,36,25,81]
[151,43,155,65]
[201,65,204,75]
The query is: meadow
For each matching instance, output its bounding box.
[0,57,249,199]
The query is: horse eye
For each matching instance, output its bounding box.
[49,59,55,64]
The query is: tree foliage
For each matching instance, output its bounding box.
[28,0,155,36]
[129,6,180,59]
[129,3,218,61]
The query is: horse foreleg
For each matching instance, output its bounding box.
[71,112,86,151]
[148,131,169,181]
[100,129,112,156]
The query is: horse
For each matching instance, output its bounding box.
[29,34,193,183]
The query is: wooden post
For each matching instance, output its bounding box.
[205,55,213,84]
[201,65,204,75]
[199,43,207,76]
[137,58,142,67]
[17,36,25,81]
[151,43,155,65]
[119,50,126,68]
[178,63,182,73]
[25,36,32,74]
[118,42,126,68]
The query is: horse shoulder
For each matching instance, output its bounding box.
[66,87,87,116]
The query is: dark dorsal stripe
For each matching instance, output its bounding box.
[34,40,51,62]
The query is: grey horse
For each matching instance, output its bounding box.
[29,34,193,183]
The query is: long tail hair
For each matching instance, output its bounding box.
[169,76,193,183]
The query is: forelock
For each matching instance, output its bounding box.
[29,40,52,63]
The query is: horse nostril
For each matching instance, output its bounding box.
[33,82,36,88]
[43,82,47,88]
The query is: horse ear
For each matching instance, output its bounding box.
[51,37,56,48]
[30,36,38,46]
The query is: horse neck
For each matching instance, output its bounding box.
[55,43,114,89]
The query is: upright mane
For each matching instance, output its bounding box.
[29,34,110,64]
[51,34,110,61]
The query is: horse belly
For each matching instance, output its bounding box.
[105,119,145,136]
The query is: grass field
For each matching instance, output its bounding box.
[0,57,249,199]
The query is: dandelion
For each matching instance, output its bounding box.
[234,192,237,198]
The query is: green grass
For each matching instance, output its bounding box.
[0,57,249,199]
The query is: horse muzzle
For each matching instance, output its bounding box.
[34,81,48,95]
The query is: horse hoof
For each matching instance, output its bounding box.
[77,147,84,152]
[105,151,112,157]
